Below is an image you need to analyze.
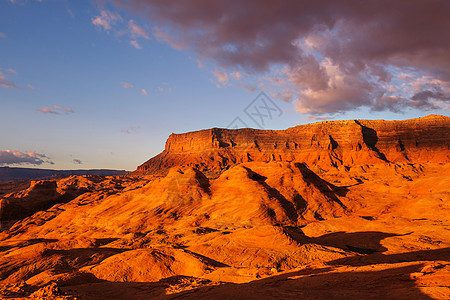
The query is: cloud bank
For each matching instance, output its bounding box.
[105,0,450,115]
[0,150,54,166]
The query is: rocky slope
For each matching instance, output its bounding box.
[0,115,449,299]
[137,115,450,176]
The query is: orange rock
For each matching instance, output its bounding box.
[136,115,450,177]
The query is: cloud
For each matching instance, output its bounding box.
[121,126,138,134]
[141,88,147,95]
[67,8,75,19]
[128,20,149,39]
[231,71,242,80]
[304,115,333,122]
[72,159,82,164]
[6,68,17,74]
[92,10,150,49]
[130,40,142,49]
[157,82,175,93]
[0,32,6,38]
[0,150,54,166]
[213,69,229,86]
[196,59,205,69]
[121,82,134,89]
[152,27,186,50]
[92,10,122,31]
[36,105,74,115]
[272,89,294,103]
[105,0,450,114]
[27,84,35,90]
[0,71,19,89]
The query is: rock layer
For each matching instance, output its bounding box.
[136,115,450,176]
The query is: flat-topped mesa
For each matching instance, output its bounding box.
[136,115,450,176]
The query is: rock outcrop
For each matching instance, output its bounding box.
[136,115,450,176]
[0,175,134,229]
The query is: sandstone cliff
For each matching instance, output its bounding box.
[137,115,450,176]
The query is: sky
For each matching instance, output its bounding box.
[1,0,449,171]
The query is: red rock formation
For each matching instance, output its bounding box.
[136,115,450,176]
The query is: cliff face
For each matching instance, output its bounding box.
[136,115,450,176]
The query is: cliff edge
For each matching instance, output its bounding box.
[136,115,450,176]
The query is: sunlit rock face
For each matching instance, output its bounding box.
[136,115,450,177]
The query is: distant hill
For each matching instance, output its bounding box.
[0,166,129,182]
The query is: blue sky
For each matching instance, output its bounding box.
[1,1,449,170]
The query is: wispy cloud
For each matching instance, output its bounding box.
[128,20,149,39]
[157,82,175,93]
[66,8,75,19]
[121,126,138,134]
[0,32,6,38]
[304,114,333,122]
[36,105,74,115]
[212,69,230,88]
[0,71,19,89]
[231,71,242,80]
[27,84,35,90]
[6,68,17,74]
[213,69,229,84]
[141,88,148,96]
[152,27,186,51]
[0,150,54,166]
[130,40,142,49]
[92,10,122,31]
[121,82,134,89]
[92,10,149,50]
[196,59,205,69]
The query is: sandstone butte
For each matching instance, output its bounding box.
[0,114,449,299]
[136,114,450,176]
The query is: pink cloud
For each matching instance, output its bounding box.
[152,27,186,50]
[121,82,134,89]
[130,40,142,49]
[128,20,149,39]
[213,69,229,85]
[141,88,148,95]
[231,71,242,80]
[0,71,19,89]
[0,32,6,38]
[92,10,122,31]
[36,105,74,115]
[196,59,205,69]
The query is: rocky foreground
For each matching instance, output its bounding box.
[0,115,449,299]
